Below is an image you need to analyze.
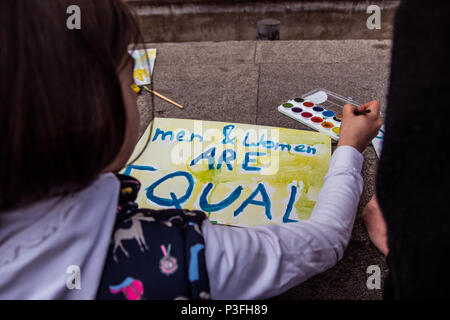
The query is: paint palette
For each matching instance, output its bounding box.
[277,89,357,141]
[278,88,385,157]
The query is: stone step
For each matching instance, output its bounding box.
[124,0,399,42]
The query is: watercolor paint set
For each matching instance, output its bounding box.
[277,88,358,141]
[277,88,385,157]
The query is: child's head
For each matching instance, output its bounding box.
[0,0,143,211]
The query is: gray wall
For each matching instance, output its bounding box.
[124,0,399,42]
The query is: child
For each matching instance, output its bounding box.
[0,0,381,299]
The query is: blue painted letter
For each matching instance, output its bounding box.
[217,149,236,171]
[146,171,194,209]
[123,165,157,176]
[152,128,174,142]
[222,125,236,145]
[234,183,272,219]
[282,185,299,223]
[199,183,243,212]
[243,152,266,171]
[190,147,216,170]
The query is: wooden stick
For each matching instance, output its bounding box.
[142,86,184,109]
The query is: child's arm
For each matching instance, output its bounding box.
[362,195,388,256]
[201,101,382,299]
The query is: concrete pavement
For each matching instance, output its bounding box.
[136,39,391,299]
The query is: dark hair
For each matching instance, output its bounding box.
[0,0,142,211]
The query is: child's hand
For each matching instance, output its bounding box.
[362,195,388,256]
[337,100,382,153]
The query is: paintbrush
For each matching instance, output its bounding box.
[354,109,371,116]
[141,86,185,109]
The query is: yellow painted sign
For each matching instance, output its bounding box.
[123,118,331,227]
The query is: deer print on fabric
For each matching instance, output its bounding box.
[113,213,155,262]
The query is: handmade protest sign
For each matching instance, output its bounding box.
[123,118,331,227]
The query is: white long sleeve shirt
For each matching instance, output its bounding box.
[203,145,364,299]
[0,145,363,299]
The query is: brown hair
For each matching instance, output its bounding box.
[0,0,142,210]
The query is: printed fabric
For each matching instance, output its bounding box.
[96,174,211,300]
